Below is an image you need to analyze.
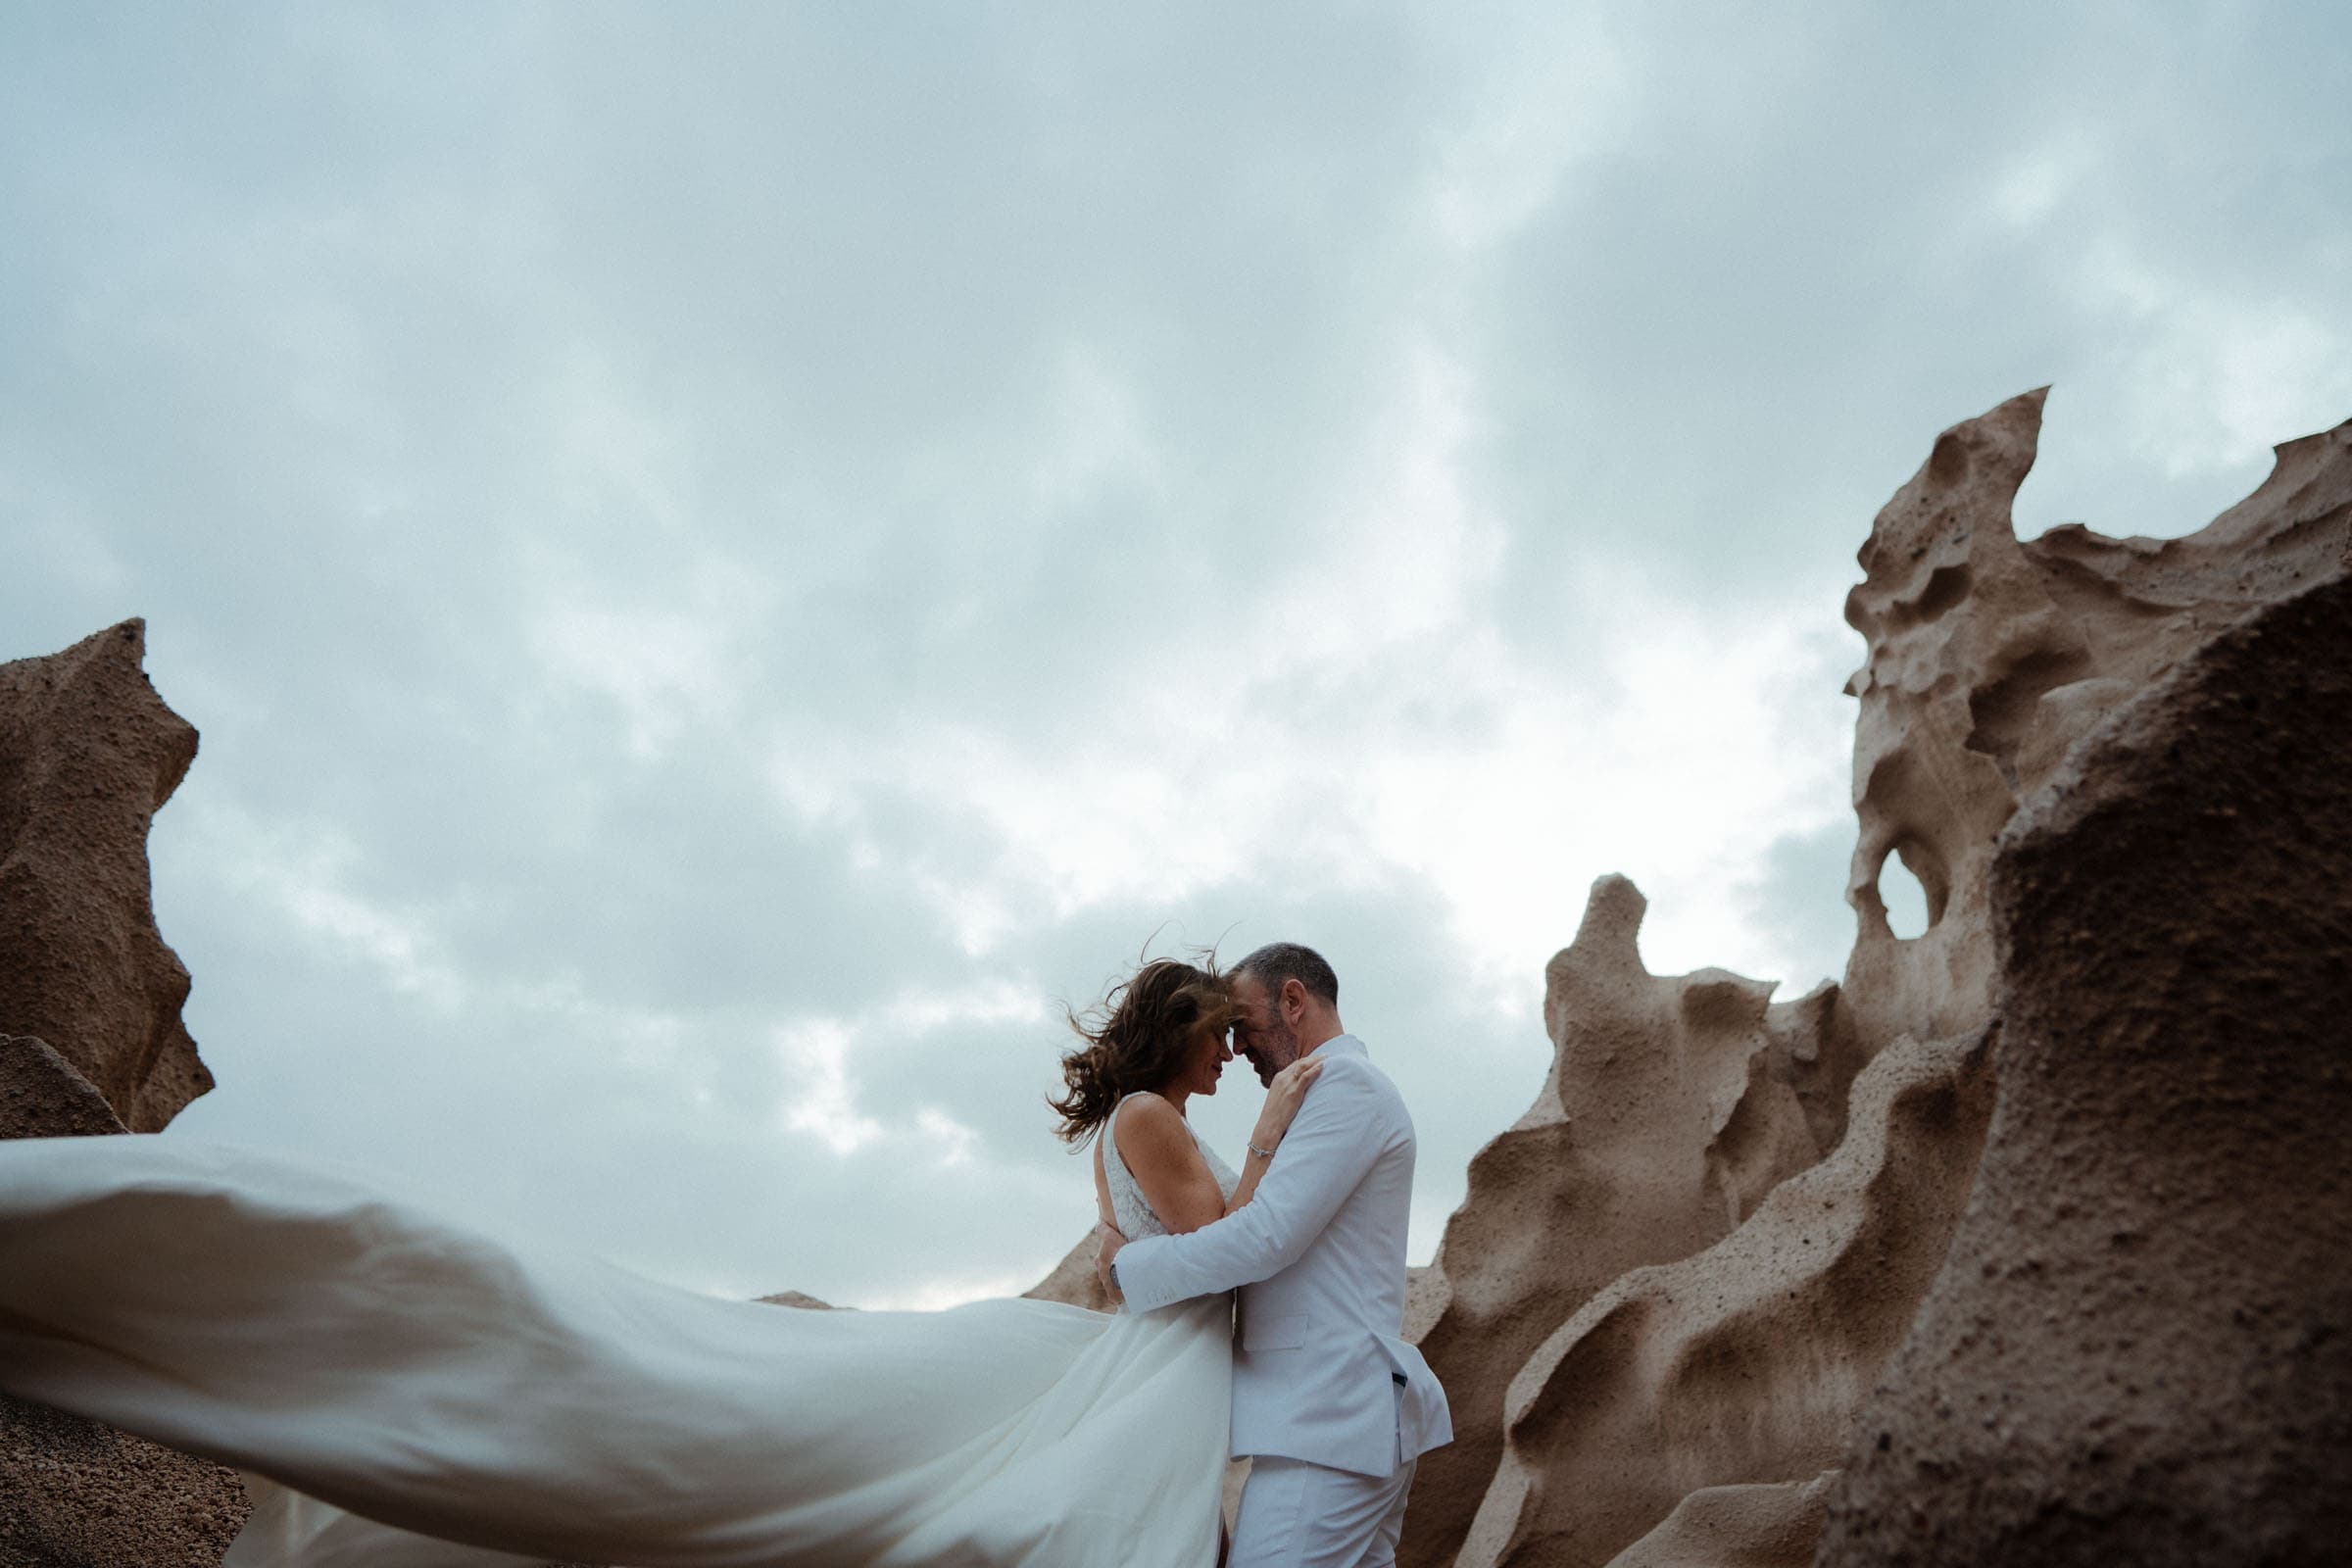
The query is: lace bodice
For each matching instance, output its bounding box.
[1100,1093,1240,1239]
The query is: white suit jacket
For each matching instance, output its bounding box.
[1113,1036,1452,1478]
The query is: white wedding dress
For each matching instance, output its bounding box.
[0,1104,1237,1567]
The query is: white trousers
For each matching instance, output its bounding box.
[1228,1455,1417,1568]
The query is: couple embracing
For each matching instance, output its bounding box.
[0,942,1448,1566]
[1058,941,1453,1567]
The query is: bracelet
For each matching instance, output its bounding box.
[1249,1142,1276,1159]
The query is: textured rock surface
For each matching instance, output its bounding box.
[0,619,208,1130]
[1839,389,2352,1055]
[0,1036,126,1141]
[0,1395,251,1568]
[1397,878,1857,1567]
[1818,569,2352,1565]
[1455,1027,1992,1568]
[1602,1471,1837,1568]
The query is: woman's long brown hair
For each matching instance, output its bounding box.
[1049,956,1237,1145]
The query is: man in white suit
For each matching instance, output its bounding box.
[1098,943,1451,1568]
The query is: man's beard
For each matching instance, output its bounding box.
[1251,1015,1300,1085]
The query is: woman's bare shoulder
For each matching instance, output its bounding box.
[1111,1093,1193,1164]
[1113,1089,1180,1123]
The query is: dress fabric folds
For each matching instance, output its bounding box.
[0,1137,1230,1567]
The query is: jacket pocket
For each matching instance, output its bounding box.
[1241,1311,1308,1351]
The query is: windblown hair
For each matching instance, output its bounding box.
[1050,956,1237,1146]
[1232,942,1338,1006]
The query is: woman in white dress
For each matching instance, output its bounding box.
[0,956,1322,1567]
[1051,957,1323,1290]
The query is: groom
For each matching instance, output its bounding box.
[1097,943,1451,1568]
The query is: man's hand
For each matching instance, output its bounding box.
[1094,1221,1127,1306]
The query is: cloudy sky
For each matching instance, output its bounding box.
[5,2,2346,1307]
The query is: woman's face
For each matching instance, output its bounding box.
[1178,1019,1234,1099]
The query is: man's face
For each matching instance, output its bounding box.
[1229,973,1299,1087]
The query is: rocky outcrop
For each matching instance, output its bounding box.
[1406,393,2352,1568]
[0,628,246,1565]
[1455,1026,1993,1568]
[1397,878,1859,1566]
[0,1035,126,1142]
[0,619,208,1130]
[1023,1230,1117,1313]
[754,1290,838,1311]
[1817,570,2352,1565]
[1837,387,2347,1062]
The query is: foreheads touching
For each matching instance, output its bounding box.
[1047,942,1347,1139]
[1227,942,1343,1086]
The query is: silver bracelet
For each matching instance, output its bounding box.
[1249,1142,1276,1159]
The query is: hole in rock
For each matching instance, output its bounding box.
[1878,849,1932,940]
[1966,645,2092,783]
[1915,563,1973,621]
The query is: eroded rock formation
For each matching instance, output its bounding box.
[1403,391,2352,1568]
[1397,877,1860,1566]
[1454,1025,1992,1568]
[1817,571,2352,1564]
[1837,386,2345,1061]
[0,618,208,1130]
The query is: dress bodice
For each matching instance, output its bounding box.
[1101,1093,1240,1240]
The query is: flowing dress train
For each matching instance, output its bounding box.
[0,1130,1234,1567]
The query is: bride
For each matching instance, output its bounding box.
[0,955,1322,1567]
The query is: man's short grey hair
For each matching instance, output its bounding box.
[1233,943,1338,1006]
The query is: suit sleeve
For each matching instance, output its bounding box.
[1114,1064,1390,1314]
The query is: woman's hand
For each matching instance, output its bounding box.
[1249,1055,1325,1154]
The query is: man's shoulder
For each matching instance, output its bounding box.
[1315,1038,1396,1086]
[1308,1042,1409,1123]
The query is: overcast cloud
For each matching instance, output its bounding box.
[4,1,2346,1306]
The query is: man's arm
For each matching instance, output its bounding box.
[1111,1065,1389,1314]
